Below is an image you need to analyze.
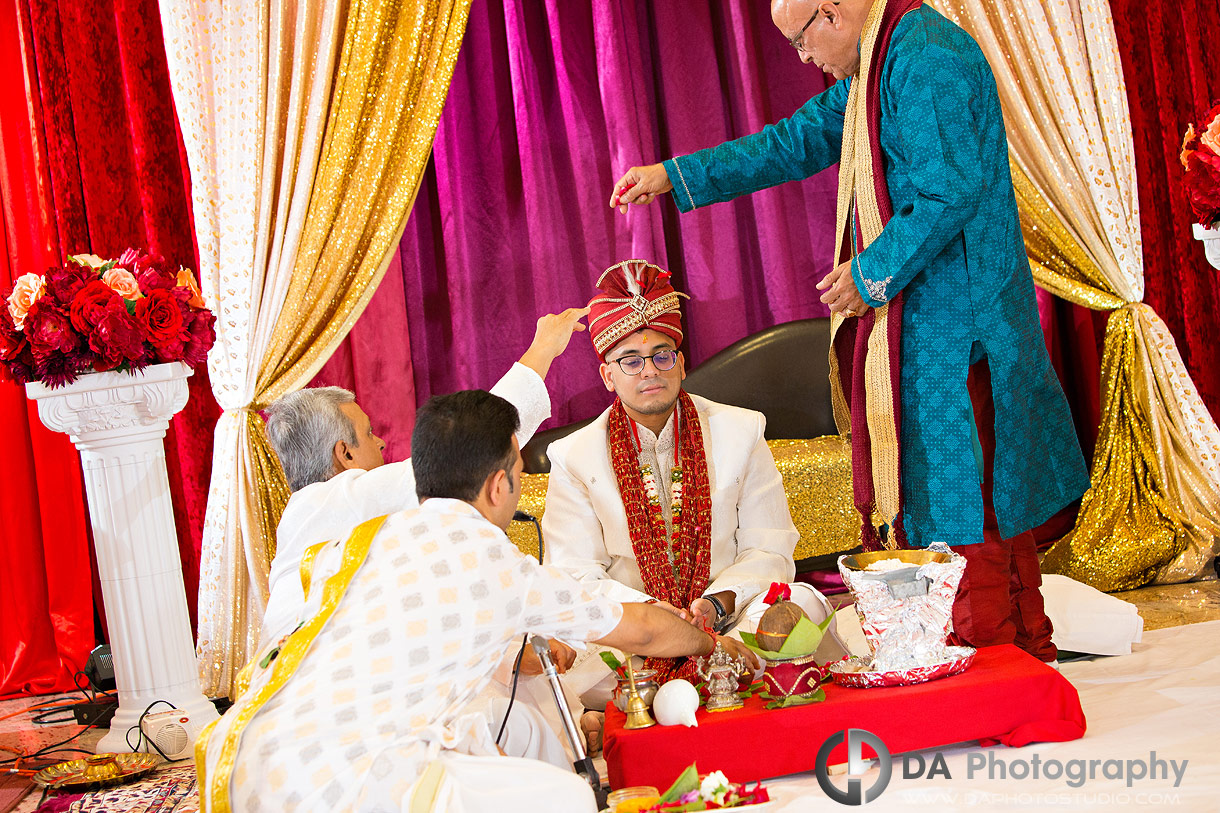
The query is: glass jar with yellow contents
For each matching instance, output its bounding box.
[606,785,660,812]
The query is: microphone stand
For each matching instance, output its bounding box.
[529,635,607,810]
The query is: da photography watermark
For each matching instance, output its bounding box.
[903,750,1188,789]
[813,729,1189,806]
[814,728,892,805]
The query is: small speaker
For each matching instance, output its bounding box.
[84,644,115,692]
[140,709,199,761]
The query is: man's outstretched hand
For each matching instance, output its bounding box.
[518,306,591,379]
[610,164,673,214]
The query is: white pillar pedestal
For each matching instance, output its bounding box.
[26,362,219,753]
[1192,222,1220,270]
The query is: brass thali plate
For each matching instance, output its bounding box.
[840,549,951,571]
[33,752,159,792]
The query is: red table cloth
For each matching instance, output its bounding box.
[604,644,1085,789]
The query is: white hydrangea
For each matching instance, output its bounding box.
[699,771,731,805]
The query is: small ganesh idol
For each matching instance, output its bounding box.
[698,640,748,712]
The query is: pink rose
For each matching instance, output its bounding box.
[7,273,46,330]
[102,267,142,300]
[135,264,176,292]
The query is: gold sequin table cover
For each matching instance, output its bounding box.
[505,436,860,563]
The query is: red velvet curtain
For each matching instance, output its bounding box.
[0,0,220,695]
[0,0,92,697]
[1112,0,1220,419]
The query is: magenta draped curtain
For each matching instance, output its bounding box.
[315,0,839,457]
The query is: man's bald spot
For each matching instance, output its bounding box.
[771,0,810,32]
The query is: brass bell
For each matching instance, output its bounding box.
[622,656,656,730]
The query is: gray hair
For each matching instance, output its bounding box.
[265,387,358,492]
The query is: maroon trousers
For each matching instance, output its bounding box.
[949,361,1057,662]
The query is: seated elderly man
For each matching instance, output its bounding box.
[542,261,844,741]
[260,308,588,650]
[198,390,759,813]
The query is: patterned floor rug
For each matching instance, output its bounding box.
[33,765,197,813]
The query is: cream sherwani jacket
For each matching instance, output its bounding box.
[542,393,797,613]
[259,363,551,649]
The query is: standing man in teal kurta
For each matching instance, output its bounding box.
[609,0,1089,663]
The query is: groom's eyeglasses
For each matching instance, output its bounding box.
[610,350,679,376]
[788,2,841,52]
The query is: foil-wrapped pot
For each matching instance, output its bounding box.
[838,543,966,672]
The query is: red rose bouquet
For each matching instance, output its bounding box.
[1181,102,1220,227]
[1,250,216,388]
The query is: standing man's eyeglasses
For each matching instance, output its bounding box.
[788,2,841,52]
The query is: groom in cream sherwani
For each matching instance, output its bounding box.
[542,260,845,739]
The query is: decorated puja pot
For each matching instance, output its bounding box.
[760,651,825,705]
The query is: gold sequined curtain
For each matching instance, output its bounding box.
[257,0,470,401]
[162,0,350,700]
[163,0,472,698]
[933,0,1220,591]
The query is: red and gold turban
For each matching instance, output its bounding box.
[588,259,688,359]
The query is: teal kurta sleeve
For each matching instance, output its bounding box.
[663,79,851,213]
[851,43,988,307]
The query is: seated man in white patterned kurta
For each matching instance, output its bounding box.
[198,390,758,813]
[259,309,589,769]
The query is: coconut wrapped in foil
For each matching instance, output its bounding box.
[838,542,966,672]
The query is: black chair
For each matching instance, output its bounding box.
[521,318,835,473]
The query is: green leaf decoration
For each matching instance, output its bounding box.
[776,613,832,657]
[659,762,701,804]
[124,298,137,315]
[599,650,622,674]
[99,259,117,273]
[763,686,826,709]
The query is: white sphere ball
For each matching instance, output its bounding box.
[652,679,699,727]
